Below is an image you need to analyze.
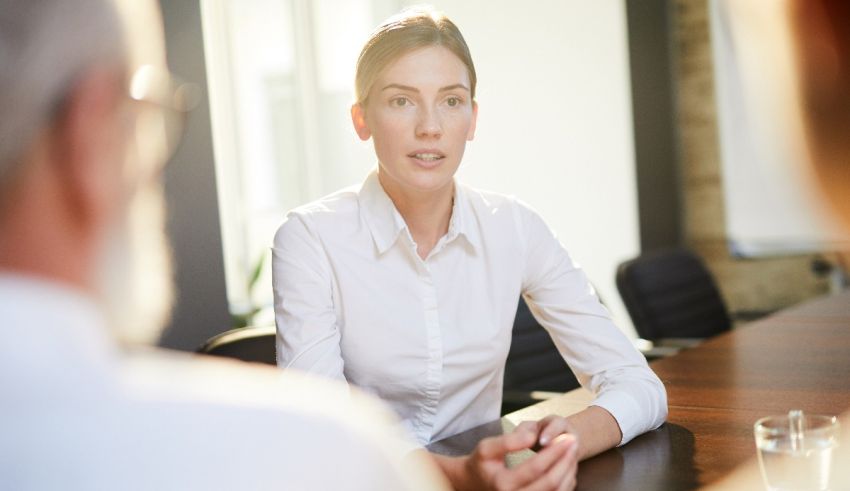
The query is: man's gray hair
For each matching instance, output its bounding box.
[0,0,125,184]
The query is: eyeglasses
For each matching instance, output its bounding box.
[127,65,200,169]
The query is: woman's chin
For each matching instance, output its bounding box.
[379,166,456,197]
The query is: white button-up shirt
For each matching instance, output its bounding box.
[273,172,667,445]
[0,274,444,490]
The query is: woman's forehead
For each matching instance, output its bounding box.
[376,45,470,88]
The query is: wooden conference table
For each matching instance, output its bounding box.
[428,291,850,490]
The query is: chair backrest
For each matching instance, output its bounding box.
[503,297,580,393]
[616,248,732,341]
[197,325,277,366]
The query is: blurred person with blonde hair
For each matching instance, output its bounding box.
[789,2,850,487]
[0,1,447,489]
[706,1,850,489]
[790,1,850,225]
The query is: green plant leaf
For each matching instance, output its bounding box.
[248,249,267,292]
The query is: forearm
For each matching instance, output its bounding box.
[565,406,622,461]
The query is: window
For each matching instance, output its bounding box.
[202,0,400,323]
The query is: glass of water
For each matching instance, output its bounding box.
[754,410,840,491]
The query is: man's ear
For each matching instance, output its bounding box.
[52,67,126,227]
[351,103,371,141]
[467,101,478,141]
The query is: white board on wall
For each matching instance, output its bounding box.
[710,0,850,257]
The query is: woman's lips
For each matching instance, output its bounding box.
[408,151,445,168]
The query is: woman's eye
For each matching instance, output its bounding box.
[446,97,460,107]
[392,97,409,107]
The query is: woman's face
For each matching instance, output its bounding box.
[352,45,477,198]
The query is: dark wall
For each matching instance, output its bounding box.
[158,1,231,350]
[625,0,683,252]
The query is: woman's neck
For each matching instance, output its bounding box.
[378,172,454,260]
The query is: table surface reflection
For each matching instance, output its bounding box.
[428,291,850,489]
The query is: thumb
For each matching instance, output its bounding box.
[475,425,538,459]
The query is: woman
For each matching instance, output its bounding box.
[273,7,666,489]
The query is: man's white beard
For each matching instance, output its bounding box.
[94,182,174,346]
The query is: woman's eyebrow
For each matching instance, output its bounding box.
[381,83,470,92]
[438,83,469,93]
[382,83,418,92]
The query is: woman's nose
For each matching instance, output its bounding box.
[415,107,442,138]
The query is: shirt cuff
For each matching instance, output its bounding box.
[591,390,644,446]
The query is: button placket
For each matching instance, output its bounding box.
[417,258,442,442]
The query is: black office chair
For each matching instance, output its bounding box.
[502,296,580,414]
[616,248,732,348]
[197,325,277,365]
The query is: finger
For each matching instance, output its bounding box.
[475,427,538,460]
[520,436,578,491]
[558,443,579,491]
[558,470,577,491]
[515,421,544,452]
[500,433,576,489]
[514,420,541,436]
[537,416,575,447]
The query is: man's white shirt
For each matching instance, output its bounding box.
[0,274,445,490]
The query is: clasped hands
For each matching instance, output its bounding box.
[436,415,578,491]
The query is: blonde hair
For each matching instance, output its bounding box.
[354,6,476,105]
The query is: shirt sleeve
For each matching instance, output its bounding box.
[272,212,346,382]
[515,201,668,445]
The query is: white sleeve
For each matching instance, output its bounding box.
[272,213,346,381]
[516,202,668,445]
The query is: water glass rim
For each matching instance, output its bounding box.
[754,413,839,436]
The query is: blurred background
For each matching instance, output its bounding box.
[156,0,849,351]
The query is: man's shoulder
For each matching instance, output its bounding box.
[1,346,446,490]
[123,348,393,429]
[112,349,445,489]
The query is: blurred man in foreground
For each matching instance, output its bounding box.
[0,1,445,489]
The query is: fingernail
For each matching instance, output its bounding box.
[539,435,550,446]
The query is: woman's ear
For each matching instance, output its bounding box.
[466,101,478,141]
[351,103,371,141]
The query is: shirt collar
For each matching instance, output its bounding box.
[446,181,482,254]
[358,171,408,255]
[358,171,482,255]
